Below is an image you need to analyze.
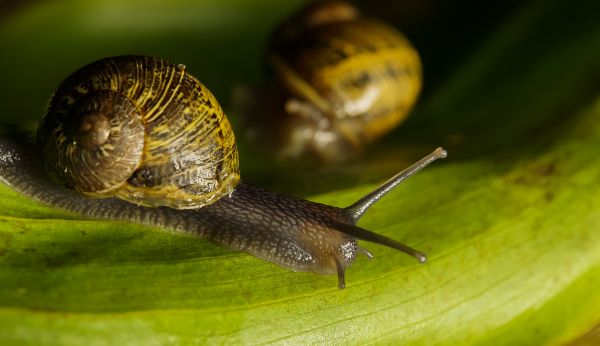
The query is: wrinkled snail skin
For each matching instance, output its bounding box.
[0,55,446,288]
[245,0,422,162]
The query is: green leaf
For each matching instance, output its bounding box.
[1,0,599,344]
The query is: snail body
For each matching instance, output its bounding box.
[0,56,445,288]
[242,1,422,162]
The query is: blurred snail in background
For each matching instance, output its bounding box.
[0,55,445,288]
[237,0,422,162]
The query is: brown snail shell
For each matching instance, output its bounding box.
[38,56,240,209]
[240,1,422,162]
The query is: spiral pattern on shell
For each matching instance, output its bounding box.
[38,55,240,209]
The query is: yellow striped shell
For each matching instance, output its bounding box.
[268,1,422,161]
[38,56,240,209]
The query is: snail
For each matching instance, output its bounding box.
[237,0,422,162]
[0,55,445,289]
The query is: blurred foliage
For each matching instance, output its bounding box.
[0,0,599,344]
